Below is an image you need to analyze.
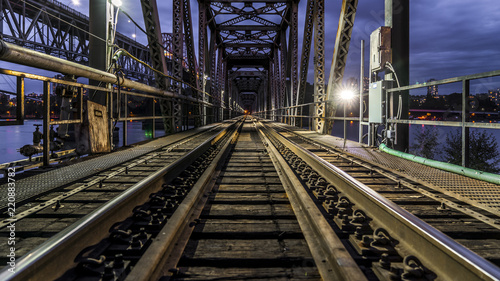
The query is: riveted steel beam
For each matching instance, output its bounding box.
[324,0,358,134]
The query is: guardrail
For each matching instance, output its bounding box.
[0,40,215,166]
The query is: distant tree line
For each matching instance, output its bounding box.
[411,127,500,173]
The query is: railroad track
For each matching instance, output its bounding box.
[0,121,236,267]
[2,117,500,280]
[261,120,500,280]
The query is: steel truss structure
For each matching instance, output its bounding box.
[199,0,296,121]
[0,0,153,82]
[1,0,359,137]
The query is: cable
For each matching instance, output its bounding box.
[385,61,403,120]
[112,48,220,103]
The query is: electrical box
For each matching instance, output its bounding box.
[369,81,390,123]
[370,27,392,72]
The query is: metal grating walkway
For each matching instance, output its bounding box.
[278,124,500,211]
[0,125,218,210]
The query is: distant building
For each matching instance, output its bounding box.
[427,78,438,97]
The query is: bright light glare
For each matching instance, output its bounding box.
[71,0,80,6]
[111,0,123,7]
[132,34,136,38]
[340,89,355,100]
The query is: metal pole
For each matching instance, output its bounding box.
[123,93,127,146]
[16,76,24,124]
[43,81,50,167]
[462,79,470,167]
[108,88,113,147]
[359,40,364,143]
[343,102,347,150]
[152,98,156,139]
[89,0,110,105]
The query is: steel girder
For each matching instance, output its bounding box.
[324,0,358,134]
[199,0,208,125]
[288,0,298,126]
[172,0,184,131]
[181,0,201,127]
[280,32,287,122]
[182,0,198,89]
[1,0,153,82]
[140,0,174,134]
[313,0,326,132]
[297,0,315,118]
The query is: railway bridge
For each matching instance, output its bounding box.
[0,0,500,280]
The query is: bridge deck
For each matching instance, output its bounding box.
[0,125,218,210]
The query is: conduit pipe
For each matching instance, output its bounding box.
[0,40,211,106]
[379,143,500,185]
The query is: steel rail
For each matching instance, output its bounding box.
[255,121,367,281]
[0,121,239,281]
[125,119,243,281]
[261,121,500,281]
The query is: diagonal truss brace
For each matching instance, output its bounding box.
[323,0,358,134]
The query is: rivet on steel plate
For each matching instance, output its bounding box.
[437,202,446,211]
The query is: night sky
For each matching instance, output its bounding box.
[1,0,500,95]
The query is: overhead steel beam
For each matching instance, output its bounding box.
[324,0,358,134]
[217,25,280,31]
[223,43,273,48]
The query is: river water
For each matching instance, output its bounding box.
[0,119,166,164]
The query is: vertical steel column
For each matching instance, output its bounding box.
[172,0,184,131]
[209,29,218,123]
[43,81,50,166]
[182,0,200,127]
[359,40,364,143]
[389,0,409,151]
[274,49,280,120]
[216,48,224,121]
[462,80,470,167]
[89,0,110,105]
[280,33,287,123]
[198,0,208,125]
[314,0,326,132]
[16,76,24,124]
[289,0,299,126]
